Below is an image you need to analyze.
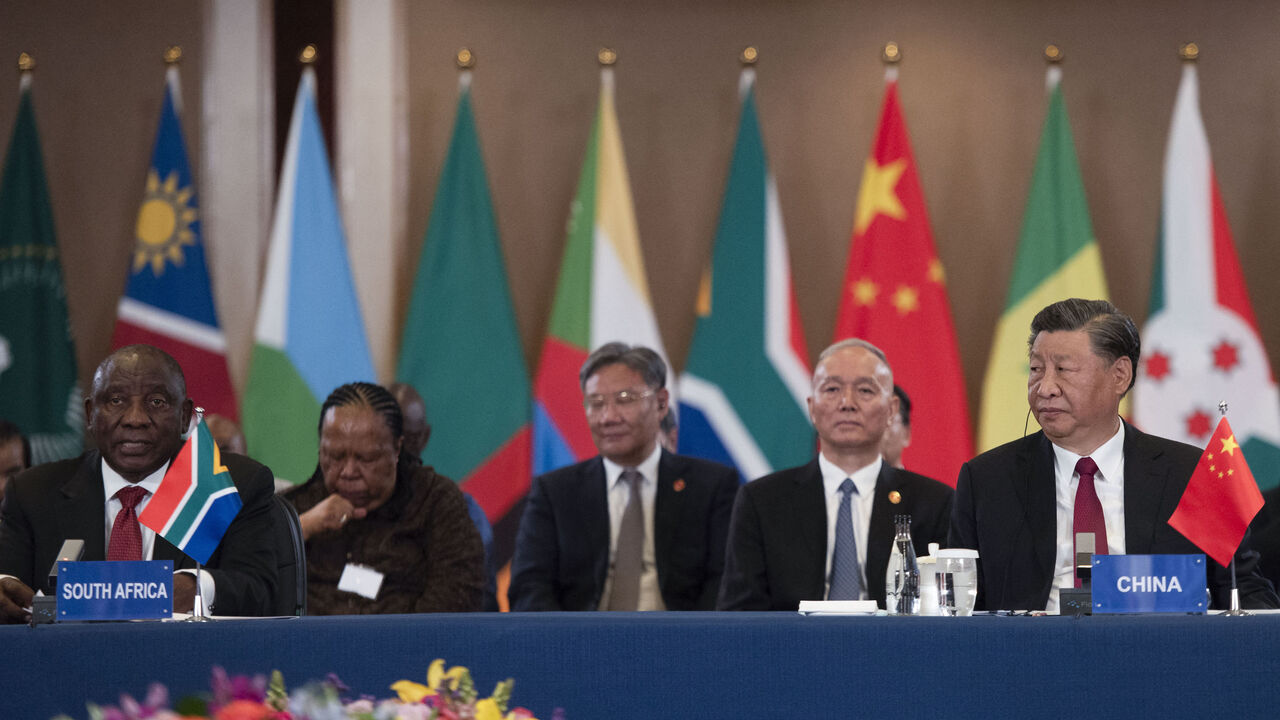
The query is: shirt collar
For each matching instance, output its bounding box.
[602,441,663,489]
[101,457,170,500]
[817,452,882,498]
[1050,418,1125,483]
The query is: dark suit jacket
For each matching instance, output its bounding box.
[0,450,277,616]
[949,423,1279,611]
[508,450,738,611]
[717,458,953,611]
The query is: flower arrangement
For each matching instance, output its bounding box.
[53,659,563,720]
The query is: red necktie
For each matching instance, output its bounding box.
[107,486,149,561]
[1072,456,1107,587]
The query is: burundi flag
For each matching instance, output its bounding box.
[139,417,242,565]
[833,70,971,486]
[678,68,812,481]
[243,67,375,484]
[1133,61,1280,491]
[397,70,531,529]
[112,66,238,420]
[0,74,82,463]
[978,65,1113,452]
[532,64,671,477]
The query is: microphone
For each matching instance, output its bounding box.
[1059,532,1095,616]
[31,539,83,626]
[47,539,85,591]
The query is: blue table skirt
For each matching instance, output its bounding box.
[4,612,1277,719]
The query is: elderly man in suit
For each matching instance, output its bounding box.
[950,298,1278,611]
[718,339,953,611]
[509,342,738,611]
[0,345,277,622]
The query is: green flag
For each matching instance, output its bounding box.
[977,68,1112,451]
[396,78,531,526]
[0,80,82,462]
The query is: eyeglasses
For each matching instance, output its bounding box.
[584,389,655,414]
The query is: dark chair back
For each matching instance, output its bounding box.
[270,493,307,616]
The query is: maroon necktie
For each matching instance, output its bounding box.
[107,486,149,561]
[1072,457,1107,587]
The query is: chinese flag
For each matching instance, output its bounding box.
[834,76,972,486]
[1168,417,1265,567]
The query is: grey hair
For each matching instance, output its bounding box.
[817,338,889,367]
[579,342,667,391]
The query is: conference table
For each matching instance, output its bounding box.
[5,611,1278,719]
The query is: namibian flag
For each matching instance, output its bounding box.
[138,418,242,565]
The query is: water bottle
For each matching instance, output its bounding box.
[884,514,920,615]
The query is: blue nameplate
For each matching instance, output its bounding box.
[57,561,174,621]
[1091,554,1206,614]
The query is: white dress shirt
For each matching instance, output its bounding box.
[102,459,215,613]
[598,443,666,611]
[818,452,882,601]
[1047,420,1126,613]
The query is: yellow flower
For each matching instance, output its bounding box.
[426,658,468,691]
[389,680,434,704]
[474,698,503,720]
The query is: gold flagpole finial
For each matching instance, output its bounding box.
[300,44,319,65]
[456,48,475,69]
[163,46,183,65]
[598,48,617,66]
[1179,42,1199,62]
[740,46,759,66]
[1044,44,1064,64]
[882,42,902,65]
[17,52,35,73]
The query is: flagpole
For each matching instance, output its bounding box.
[17,51,34,93]
[1044,44,1063,92]
[1217,399,1248,616]
[188,407,213,622]
[882,41,900,83]
[739,46,757,100]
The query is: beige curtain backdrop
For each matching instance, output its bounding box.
[3,0,1279,434]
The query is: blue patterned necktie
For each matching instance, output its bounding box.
[828,478,864,600]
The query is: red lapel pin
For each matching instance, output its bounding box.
[888,490,902,504]
[673,479,686,492]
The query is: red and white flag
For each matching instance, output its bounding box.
[1133,62,1280,490]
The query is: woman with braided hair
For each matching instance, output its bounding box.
[285,382,484,614]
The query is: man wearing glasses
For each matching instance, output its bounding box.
[509,342,738,611]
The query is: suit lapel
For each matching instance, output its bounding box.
[794,460,827,586]
[653,450,681,587]
[59,453,107,561]
[866,465,897,600]
[1019,435,1057,600]
[581,458,611,588]
[1122,424,1173,554]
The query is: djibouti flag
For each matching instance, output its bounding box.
[243,67,374,483]
[139,418,242,565]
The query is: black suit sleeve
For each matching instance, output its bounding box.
[1209,530,1279,609]
[948,461,985,609]
[202,459,278,616]
[508,474,563,611]
[697,466,740,610]
[717,484,771,610]
[0,471,38,587]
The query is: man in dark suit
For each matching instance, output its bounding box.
[509,342,738,611]
[718,339,953,611]
[950,299,1278,611]
[0,345,277,622]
